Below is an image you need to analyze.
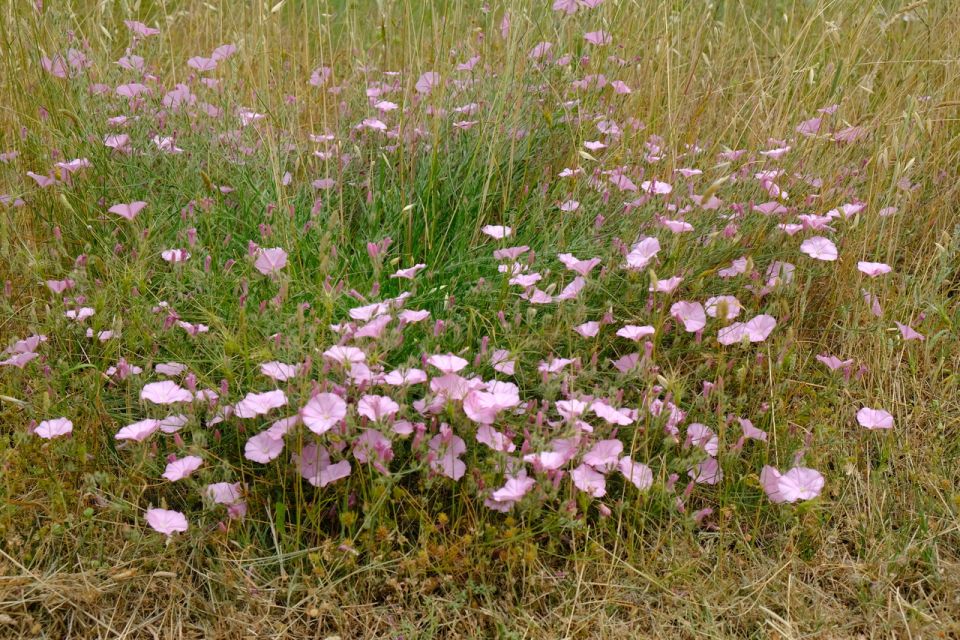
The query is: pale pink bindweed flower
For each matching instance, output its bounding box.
[145,508,188,537]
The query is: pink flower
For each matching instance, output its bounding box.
[625,237,660,270]
[571,464,606,497]
[670,301,706,332]
[704,296,741,320]
[557,253,601,277]
[162,455,203,482]
[857,261,891,277]
[616,325,655,341]
[254,247,288,275]
[234,390,287,418]
[383,368,428,386]
[856,407,894,430]
[761,466,824,503]
[584,30,612,46]
[575,321,601,338]
[205,482,243,506]
[390,263,426,279]
[895,322,925,341]
[688,457,723,485]
[583,439,623,472]
[302,393,347,434]
[619,457,653,490]
[35,417,73,439]
[141,381,193,404]
[427,353,469,374]
[490,474,536,505]
[125,20,160,36]
[428,431,467,480]
[800,236,838,261]
[244,432,284,463]
[108,201,147,221]
[145,508,188,537]
[295,443,352,487]
[357,394,401,422]
[260,361,299,381]
[323,345,366,366]
[415,71,440,94]
[481,225,512,239]
[116,419,161,442]
[161,249,190,263]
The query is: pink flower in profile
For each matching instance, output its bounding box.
[187,56,217,72]
[761,466,824,503]
[671,301,706,332]
[575,321,601,338]
[125,20,160,37]
[553,0,580,14]
[211,44,237,61]
[427,353,469,374]
[491,474,536,504]
[244,432,284,463]
[481,225,512,239]
[161,249,190,263]
[616,325,655,341]
[116,419,161,442]
[704,296,741,320]
[35,417,73,439]
[0,352,39,368]
[816,354,853,371]
[571,464,607,497]
[583,439,623,472]
[584,30,612,45]
[260,361,299,381]
[415,71,440,94]
[625,237,660,270]
[399,309,430,324]
[301,392,347,435]
[856,407,894,430]
[254,247,288,275]
[235,390,287,418]
[558,253,601,277]
[490,349,516,375]
[719,256,748,278]
[357,394,401,422]
[108,201,147,221]
[141,381,193,404]
[295,443,352,487]
[738,418,768,441]
[162,455,204,482]
[651,275,683,294]
[591,400,634,426]
[205,482,243,506]
[353,429,394,472]
[428,431,467,480]
[384,367,428,386]
[688,457,723,485]
[390,263,426,279]
[323,345,366,366]
[528,41,553,61]
[800,236,838,261]
[685,423,719,456]
[895,322,925,341]
[641,180,673,194]
[619,457,653,490]
[145,508,188,537]
[46,279,75,294]
[857,261,891,277]
[65,307,95,322]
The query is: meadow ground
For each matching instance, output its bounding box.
[1,0,959,637]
